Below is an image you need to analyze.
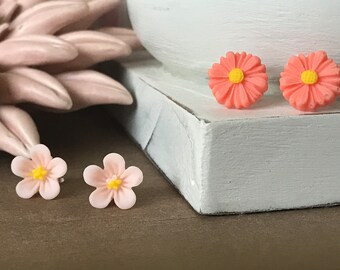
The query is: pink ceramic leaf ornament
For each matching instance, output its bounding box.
[0,106,39,157]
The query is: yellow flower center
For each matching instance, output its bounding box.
[301,70,318,85]
[228,68,245,84]
[31,166,47,181]
[107,179,123,190]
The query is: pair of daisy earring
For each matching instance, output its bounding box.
[11,144,143,210]
[208,51,340,111]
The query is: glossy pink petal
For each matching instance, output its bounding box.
[242,55,261,72]
[30,144,52,167]
[39,178,60,200]
[208,63,227,78]
[103,153,125,177]
[121,166,143,188]
[11,156,34,178]
[287,56,305,74]
[16,178,40,199]
[83,165,107,187]
[89,187,113,209]
[113,187,137,210]
[311,51,328,70]
[47,157,67,179]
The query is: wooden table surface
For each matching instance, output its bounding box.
[1,108,340,270]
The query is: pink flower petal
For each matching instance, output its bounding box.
[294,86,310,108]
[30,144,52,167]
[287,55,305,74]
[208,63,227,78]
[47,157,67,179]
[213,81,232,103]
[103,153,125,177]
[235,52,247,67]
[83,165,107,187]
[223,52,236,70]
[242,55,261,72]
[316,59,336,73]
[318,67,340,78]
[311,51,327,70]
[245,65,267,76]
[121,166,143,188]
[298,53,309,70]
[11,156,34,178]
[224,84,237,108]
[39,179,60,200]
[209,78,227,91]
[113,187,136,210]
[16,178,40,199]
[89,187,113,209]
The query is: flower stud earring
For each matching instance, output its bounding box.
[208,51,268,109]
[11,144,67,200]
[280,51,340,111]
[83,153,143,210]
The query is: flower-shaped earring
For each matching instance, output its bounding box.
[280,51,340,111]
[208,51,268,109]
[11,144,67,200]
[83,153,143,210]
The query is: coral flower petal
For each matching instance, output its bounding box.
[114,187,137,210]
[30,144,52,167]
[287,56,305,74]
[89,187,113,209]
[224,84,237,108]
[318,67,340,78]
[213,81,232,103]
[16,178,40,199]
[242,55,261,72]
[224,52,236,69]
[208,63,227,78]
[311,51,327,70]
[310,86,326,106]
[315,84,336,102]
[103,153,125,176]
[11,156,34,178]
[39,179,60,200]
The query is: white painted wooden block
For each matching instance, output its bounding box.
[109,56,340,214]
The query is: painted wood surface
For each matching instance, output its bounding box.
[109,57,340,214]
[127,0,340,92]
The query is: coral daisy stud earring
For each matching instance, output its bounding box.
[11,144,67,200]
[280,51,340,111]
[83,153,143,210]
[208,52,268,109]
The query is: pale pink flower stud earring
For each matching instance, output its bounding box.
[83,153,143,210]
[11,144,67,200]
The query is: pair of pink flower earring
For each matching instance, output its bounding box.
[208,51,340,111]
[11,144,143,210]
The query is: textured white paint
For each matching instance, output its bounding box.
[109,57,340,214]
[127,0,340,92]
